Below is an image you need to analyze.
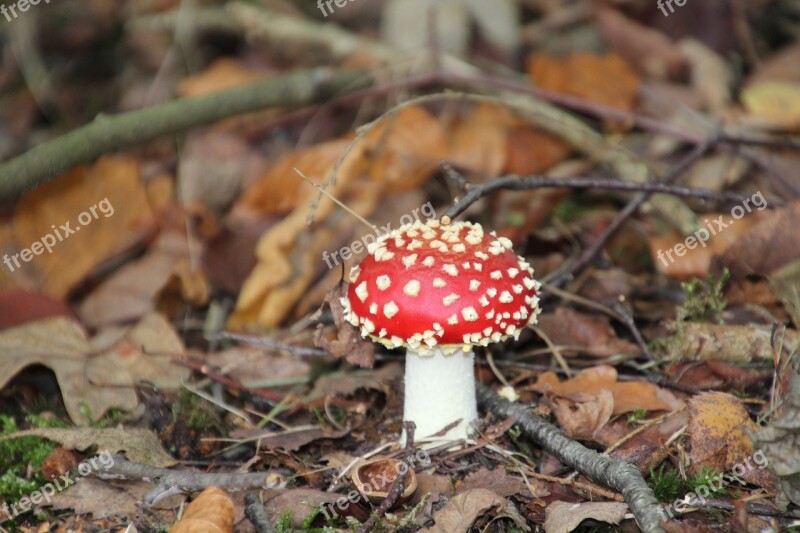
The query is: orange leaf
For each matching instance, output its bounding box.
[11,155,152,298]
[532,365,682,415]
[361,106,447,192]
[527,52,640,128]
[447,103,512,179]
[170,486,234,533]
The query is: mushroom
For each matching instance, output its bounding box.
[342,219,542,445]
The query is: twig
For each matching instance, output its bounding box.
[356,422,416,533]
[441,174,754,223]
[0,68,370,201]
[245,491,275,533]
[607,299,656,361]
[548,140,714,290]
[98,454,286,506]
[477,384,665,533]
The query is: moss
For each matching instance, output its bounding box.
[0,415,59,503]
[172,389,220,431]
[626,408,648,427]
[680,269,729,323]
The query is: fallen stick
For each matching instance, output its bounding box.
[98,454,286,506]
[476,383,665,533]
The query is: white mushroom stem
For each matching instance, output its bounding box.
[402,347,478,447]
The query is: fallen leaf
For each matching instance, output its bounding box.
[459,467,547,498]
[0,427,175,467]
[716,200,800,280]
[535,307,640,357]
[50,478,177,522]
[78,219,201,328]
[741,81,800,128]
[688,392,774,488]
[421,488,530,532]
[527,52,640,129]
[550,389,615,440]
[532,365,683,415]
[544,500,628,533]
[649,210,758,280]
[264,488,346,527]
[306,363,402,402]
[504,125,572,175]
[0,289,74,331]
[746,369,800,508]
[0,314,189,424]
[169,486,233,533]
[446,103,511,179]
[11,156,152,298]
[314,281,375,368]
[205,346,310,385]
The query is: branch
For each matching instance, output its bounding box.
[441,174,755,223]
[245,492,276,533]
[0,68,370,201]
[476,384,665,533]
[98,454,286,506]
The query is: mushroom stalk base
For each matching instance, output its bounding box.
[402,347,478,447]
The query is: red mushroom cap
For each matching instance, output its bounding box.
[342,219,541,355]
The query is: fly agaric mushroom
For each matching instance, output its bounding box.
[342,219,541,444]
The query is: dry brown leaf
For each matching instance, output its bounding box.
[306,363,402,402]
[0,313,188,424]
[716,200,800,280]
[236,139,351,216]
[11,156,152,298]
[649,210,759,280]
[0,289,74,331]
[528,52,640,126]
[544,500,628,533]
[532,365,683,415]
[504,125,572,175]
[535,307,640,357]
[458,467,546,498]
[0,427,175,467]
[178,58,268,97]
[205,346,310,385]
[169,486,234,533]
[78,223,199,328]
[421,488,530,532]
[314,281,375,368]
[550,389,615,440]
[264,488,344,528]
[446,102,511,179]
[361,106,447,192]
[50,478,178,522]
[688,392,774,488]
